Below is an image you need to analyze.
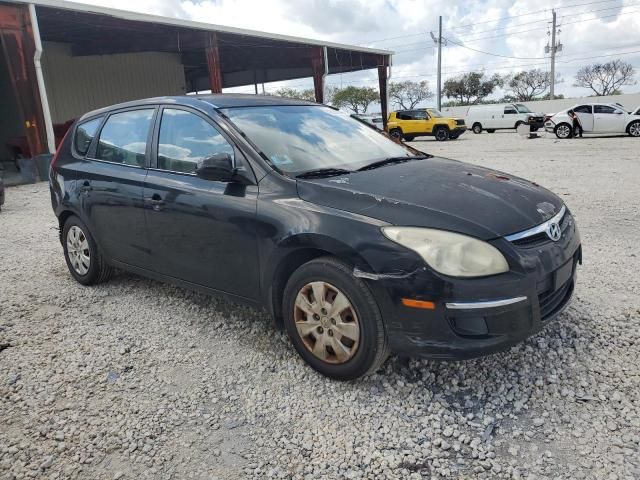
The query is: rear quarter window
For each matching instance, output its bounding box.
[74,117,102,156]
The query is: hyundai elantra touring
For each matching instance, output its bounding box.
[50,95,581,380]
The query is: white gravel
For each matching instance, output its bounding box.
[1,130,639,479]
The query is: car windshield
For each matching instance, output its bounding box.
[428,109,443,118]
[221,105,413,175]
[515,104,532,113]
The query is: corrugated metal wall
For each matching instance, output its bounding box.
[42,42,186,124]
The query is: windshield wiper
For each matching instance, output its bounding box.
[356,155,430,172]
[295,168,352,179]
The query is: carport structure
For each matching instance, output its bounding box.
[0,0,392,171]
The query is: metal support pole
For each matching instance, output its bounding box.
[550,9,556,100]
[28,3,55,154]
[437,15,442,111]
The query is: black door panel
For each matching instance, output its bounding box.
[75,160,150,267]
[143,107,260,299]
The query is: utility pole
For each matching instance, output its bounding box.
[430,16,444,110]
[550,9,556,100]
[546,10,562,100]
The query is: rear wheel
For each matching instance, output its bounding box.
[389,128,403,140]
[283,257,389,380]
[472,123,482,134]
[62,216,113,285]
[554,123,573,139]
[434,127,449,141]
[628,120,640,137]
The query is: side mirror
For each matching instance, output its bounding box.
[196,153,253,184]
[196,153,234,181]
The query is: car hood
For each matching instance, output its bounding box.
[296,157,564,240]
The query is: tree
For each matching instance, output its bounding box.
[388,80,433,109]
[574,60,636,96]
[331,86,379,114]
[442,72,503,105]
[507,69,550,101]
[273,87,317,101]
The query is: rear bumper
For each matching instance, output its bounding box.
[365,214,581,360]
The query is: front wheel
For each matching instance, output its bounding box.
[555,123,573,139]
[472,123,482,134]
[628,120,640,137]
[62,216,113,285]
[388,128,402,140]
[283,257,388,380]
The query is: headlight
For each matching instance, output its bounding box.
[381,227,509,278]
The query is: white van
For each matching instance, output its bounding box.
[465,103,545,134]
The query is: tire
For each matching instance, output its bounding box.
[486,129,496,133]
[472,123,482,134]
[554,123,573,139]
[283,257,389,380]
[389,128,402,140]
[62,215,113,285]
[628,120,640,137]
[434,127,449,141]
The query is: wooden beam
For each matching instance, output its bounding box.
[206,32,222,93]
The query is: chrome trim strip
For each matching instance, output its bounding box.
[505,205,566,242]
[446,296,528,310]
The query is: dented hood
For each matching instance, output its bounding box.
[296,157,564,240]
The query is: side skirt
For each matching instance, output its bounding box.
[108,259,263,309]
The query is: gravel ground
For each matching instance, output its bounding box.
[1,130,639,480]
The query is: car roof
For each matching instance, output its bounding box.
[78,94,319,121]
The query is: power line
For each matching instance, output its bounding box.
[443,37,548,59]
[447,0,626,31]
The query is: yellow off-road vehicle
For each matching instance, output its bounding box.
[387,108,466,141]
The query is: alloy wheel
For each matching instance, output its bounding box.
[630,122,640,137]
[556,124,571,139]
[293,281,360,364]
[67,225,90,275]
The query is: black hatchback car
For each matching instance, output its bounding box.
[50,95,581,380]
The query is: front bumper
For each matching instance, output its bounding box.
[452,126,466,135]
[366,212,581,359]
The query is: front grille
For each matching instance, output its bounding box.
[511,210,570,248]
[456,119,465,126]
[538,279,573,320]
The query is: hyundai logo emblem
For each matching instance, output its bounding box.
[547,222,562,241]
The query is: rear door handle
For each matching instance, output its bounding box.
[145,193,165,211]
[80,180,92,194]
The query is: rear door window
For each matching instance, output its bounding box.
[74,117,102,156]
[95,109,155,167]
[157,108,234,174]
[574,105,592,114]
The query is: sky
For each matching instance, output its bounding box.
[80,0,640,106]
